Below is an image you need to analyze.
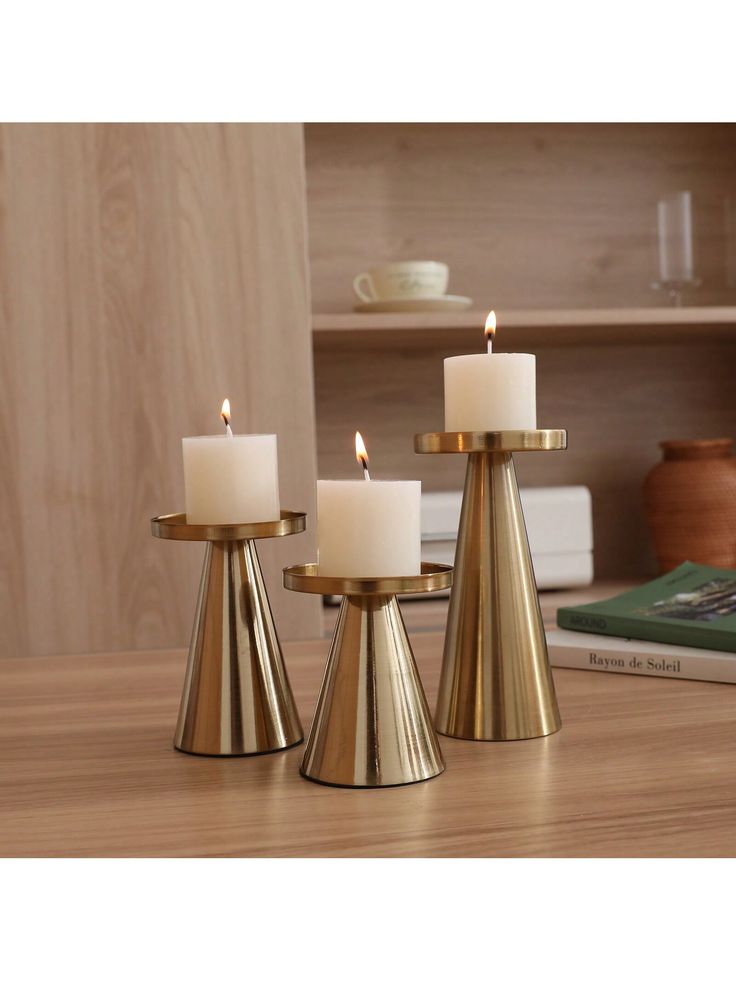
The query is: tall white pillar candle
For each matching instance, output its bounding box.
[182,402,280,524]
[444,312,536,431]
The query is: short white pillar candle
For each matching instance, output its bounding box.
[182,401,280,524]
[317,480,421,578]
[444,312,536,432]
[316,432,421,578]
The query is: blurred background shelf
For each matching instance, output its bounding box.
[312,307,736,347]
[306,123,736,587]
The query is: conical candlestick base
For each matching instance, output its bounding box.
[283,562,452,788]
[437,451,560,740]
[301,595,444,787]
[415,430,566,742]
[175,540,303,756]
[151,511,305,757]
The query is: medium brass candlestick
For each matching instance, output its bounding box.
[415,430,567,741]
[151,511,305,757]
[283,562,452,788]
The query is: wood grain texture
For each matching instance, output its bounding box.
[305,123,736,313]
[0,123,321,657]
[2,630,736,857]
[314,332,736,579]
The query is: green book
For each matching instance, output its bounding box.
[556,562,736,654]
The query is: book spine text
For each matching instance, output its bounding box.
[548,643,736,684]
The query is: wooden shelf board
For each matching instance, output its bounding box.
[312,307,736,347]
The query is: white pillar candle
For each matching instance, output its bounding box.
[317,433,421,578]
[318,481,421,577]
[444,312,536,431]
[182,401,280,524]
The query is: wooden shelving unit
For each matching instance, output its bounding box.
[312,307,736,346]
[306,124,736,584]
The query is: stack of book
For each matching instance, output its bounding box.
[549,561,736,683]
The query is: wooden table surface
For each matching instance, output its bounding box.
[3,629,736,857]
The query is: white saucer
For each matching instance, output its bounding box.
[353,295,473,313]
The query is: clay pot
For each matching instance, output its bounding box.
[643,438,736,573]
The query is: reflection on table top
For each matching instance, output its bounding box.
[2,609,735,857]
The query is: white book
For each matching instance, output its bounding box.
[546,628,736,684]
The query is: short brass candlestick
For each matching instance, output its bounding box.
[151,511,305,757]
[415,430,567,741]
[283,562,452,788]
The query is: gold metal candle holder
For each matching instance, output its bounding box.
[151,511,305,757]
[415,430,567,741]
[283,562,452,788]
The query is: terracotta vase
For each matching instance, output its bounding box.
[643,438,736,573]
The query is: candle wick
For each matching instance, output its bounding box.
[225,423,234,438]
[361,459,371,481]
[487,337,493,355]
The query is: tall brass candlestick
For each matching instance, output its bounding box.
[151,511,305,756]
[415,430,567,741]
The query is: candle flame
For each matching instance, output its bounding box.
[485,310,496,354]
[355,431,371,480]
[220,398,233,437]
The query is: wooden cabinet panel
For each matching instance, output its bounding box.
[0,123,321,657]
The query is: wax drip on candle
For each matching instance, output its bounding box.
[355,431,371,481]
[221,398,234,438]
[485,310,496,355]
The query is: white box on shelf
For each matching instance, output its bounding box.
[418,486,594,594]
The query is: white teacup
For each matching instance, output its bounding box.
[353,261,449,302]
